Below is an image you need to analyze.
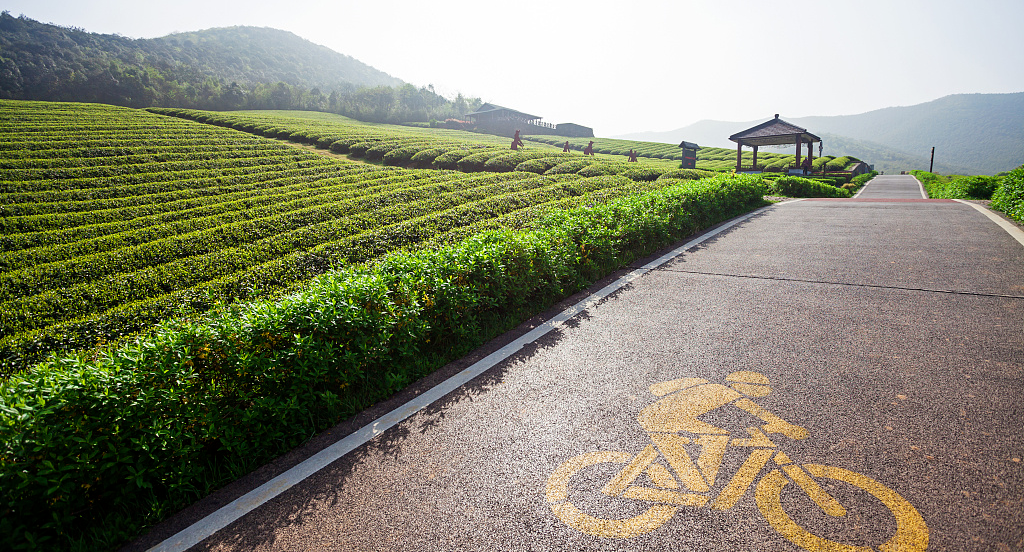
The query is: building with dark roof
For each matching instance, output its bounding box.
[464,103,593,138]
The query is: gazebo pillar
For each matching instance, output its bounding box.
[795,138,802,172]
[752,145,758,170]
[735,142,743,173]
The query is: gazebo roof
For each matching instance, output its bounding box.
[729,114,820,147]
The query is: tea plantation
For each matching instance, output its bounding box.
[0,99,862,551]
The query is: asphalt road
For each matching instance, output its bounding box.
[135,176,1024,552]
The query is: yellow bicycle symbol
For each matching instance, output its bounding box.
[545,372,929,551]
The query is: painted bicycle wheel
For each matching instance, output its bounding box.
[545,451,679,539]
[755,464,928,552]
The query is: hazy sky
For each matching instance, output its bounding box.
[4,0,1023,136]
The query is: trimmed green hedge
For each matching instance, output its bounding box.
[0,174,767,551]
[919,172,1001,200]
[657,168,717,181]
[769,176,852,198]
[990,165,1024,221]
[544,158,598,175]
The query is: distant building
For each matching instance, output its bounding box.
[466,103,547,129]
[464,103,593,138]
[555,123,594,138]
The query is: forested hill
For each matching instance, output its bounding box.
[0,12,413,112]
[136,26,404,90]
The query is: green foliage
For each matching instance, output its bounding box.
[620,166,665,182]
[544,158,598,175]
[769,176,852,198]
[657,168,717,181]
[514,156,575,174]
[0,174,767,551]
[456,150,504,172]
[989,165,1024,221]
[482,151,563,173]
[0,101,675,375]
[825,156,856,172]
[577,162,632,177]
[913,173,999,200]
[845,171,878,192]
[432,149,476,170]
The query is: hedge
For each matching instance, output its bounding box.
[657,168,717,181]
[769,176,852,198]
[0,174,767,551]
[990,165,1024,221]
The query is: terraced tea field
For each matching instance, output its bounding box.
[0,101,688,374]
[153,108,690,172]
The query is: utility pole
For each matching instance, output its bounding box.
[929,147,935,173]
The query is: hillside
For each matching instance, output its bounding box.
[0,12,403,108]
[617,93,1024,175]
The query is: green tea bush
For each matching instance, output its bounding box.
[457,150,503,172]
[361,141,402,160]
[577,162,634,178]
[620,166,665,182]
[0,174,767,552]
[657,168,716,181]
[409,147,450,167]
[431,148,476,170]
[770,176,851,198]
[482,151,551,173]
[544,158,597,175]
[515,156,575,174]
[825,156,856,171]
[990,165,1024,221]
[812,156,834,171]
[382,146,421,166]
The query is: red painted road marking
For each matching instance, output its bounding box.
[804,198,957,203]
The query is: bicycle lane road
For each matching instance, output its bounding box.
[136,176,1024,551]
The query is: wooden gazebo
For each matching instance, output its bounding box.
[729,114,821,173]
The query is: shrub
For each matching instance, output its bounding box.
[0,174,768,551]
[990,165,1024,221]
[482,151,550,173]
[657,168,716,181]
[952,175,1000,199]
[409,147,450,167]
[913,170,997,199]
[431,148,476,170]
[770,176,851,198]
[515,156,575,174]
[620,166,665,182]
[382,146,421,166]
[363,142,402,160]
[457,150,503,172]
[347,141,383,157]
[845,171,878,192]
[545,158,597,175]
[825,156,853,171]
[577,163,633,178]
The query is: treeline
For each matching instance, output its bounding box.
[0,12,480,123]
